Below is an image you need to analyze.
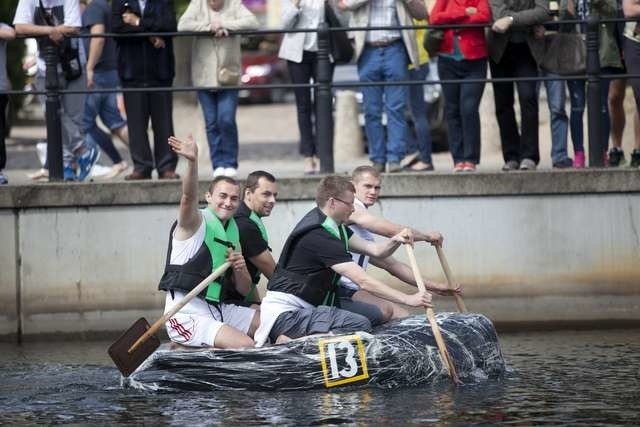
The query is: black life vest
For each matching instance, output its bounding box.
[267,207,349,306]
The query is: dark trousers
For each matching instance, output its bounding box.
[625,38,640,114]
[122,87,177,174]
[438,55,487,164]
[0,95,7,170]
[490,42,540,164]
[287,51,334,157]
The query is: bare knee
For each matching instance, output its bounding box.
[247,310,260,338]
[391,304,410,319]
[379,303,394,322]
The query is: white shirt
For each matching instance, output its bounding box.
[339,198,375,291]
[13,0,82,73]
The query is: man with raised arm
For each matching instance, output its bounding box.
[339,165,462,325]
[157,135,259,349]
[253,175,433,347]
[233,171,279,304]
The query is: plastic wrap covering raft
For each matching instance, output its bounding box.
[125,313,506,391]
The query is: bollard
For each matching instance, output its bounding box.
[334,90,364,161]
[586,15,604,167]
[42,42,64,181]
[316,21,334,173]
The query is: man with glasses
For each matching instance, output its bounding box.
[338,165,461,326]
[253,175,433,346]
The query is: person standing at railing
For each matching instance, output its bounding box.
[430,0,490,172]
[559,0,623,167]
[488,0,550,171]
[14,0,100,182]
[178,0,258,178]
[279,0,331,175]
[402,17,434,172]
[80,0,130,179]
[622,0,640,167]
[337,0,428,174]
[111,0,179,180]
[0,23,15,185]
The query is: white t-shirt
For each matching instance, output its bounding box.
[169,219,206,265]
[339,198,375,291]
[13,0,82,73]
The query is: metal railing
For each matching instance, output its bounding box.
[10,15,637,179]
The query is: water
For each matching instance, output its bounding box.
[1,329,639,425]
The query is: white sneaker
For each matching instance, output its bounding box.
[223,167,237,177]
[90,164,112,178]
[213,167,226,177]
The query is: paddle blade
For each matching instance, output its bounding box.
[108,317,161,377]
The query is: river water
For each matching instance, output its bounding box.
[1,328,639,425]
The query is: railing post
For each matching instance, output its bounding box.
[43,42,64,181]
[586,15,604,167]
[316,22,334,173]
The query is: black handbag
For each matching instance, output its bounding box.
[423,28,445,58]
[540,32,586,75]
[325,3,354,64]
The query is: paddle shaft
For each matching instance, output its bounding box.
[128,262,232,354]
[435,245,467,313]
[404,245,459,383]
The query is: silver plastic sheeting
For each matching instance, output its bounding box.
[125,313,506,391]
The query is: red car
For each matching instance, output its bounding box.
[239,36,290,103]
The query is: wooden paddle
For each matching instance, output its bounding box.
[435,245,467,313]
[108,262,231,377]
[404,244,460,384]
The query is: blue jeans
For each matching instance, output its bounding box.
[358,41,409,164]
[407,65,432,164]
[438,55,487,164]
[198,89,239,169]
[542,72,571,164]
[567,79,585,153]
[83,70,127,164]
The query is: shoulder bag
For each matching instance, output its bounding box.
[325,2,354,64]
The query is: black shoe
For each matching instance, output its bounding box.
[553,158,573,169]
[608,147,625,167]
[630,149,640,168]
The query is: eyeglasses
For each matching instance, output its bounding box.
[332,196,353,206]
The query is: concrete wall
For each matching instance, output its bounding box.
[1,171,639,339]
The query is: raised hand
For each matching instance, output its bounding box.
[168,135,198,161]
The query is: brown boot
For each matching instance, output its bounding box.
[124,170,151,180]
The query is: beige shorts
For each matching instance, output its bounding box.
[164,291,256,347]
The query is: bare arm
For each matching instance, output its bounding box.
[332,261,433,306]
[348,228,412,259]
[349,208,443,245]
[228,252,253,295]
[248,249,276,279]
[167,136,202,240]
[85,24,105,88]
[0,25,15,40]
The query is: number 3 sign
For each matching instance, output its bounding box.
[318,335,369,388]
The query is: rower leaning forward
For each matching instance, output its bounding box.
[157,135,259,349]
[254,175,433,346]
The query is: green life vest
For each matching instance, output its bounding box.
[202,208,240,303]
[244,210,269,302]
[320,216,349,307]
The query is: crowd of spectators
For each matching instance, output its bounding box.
[1,0,640,185]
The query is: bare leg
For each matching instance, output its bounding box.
[113,125,129,145]
[352,289,410,321]
[213,324,255,349]
[246,310,260,338]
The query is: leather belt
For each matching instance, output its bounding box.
[365,39,401,48]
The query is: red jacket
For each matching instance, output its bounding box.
[430,0,490,60]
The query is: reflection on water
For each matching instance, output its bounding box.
[1,329,639,425]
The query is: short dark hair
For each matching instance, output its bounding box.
[352,165,381,183]
[316,175,355,207]
[244,170,276,194]
[209,176,239,194]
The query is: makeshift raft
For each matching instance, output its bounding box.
[124,313,506,391]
